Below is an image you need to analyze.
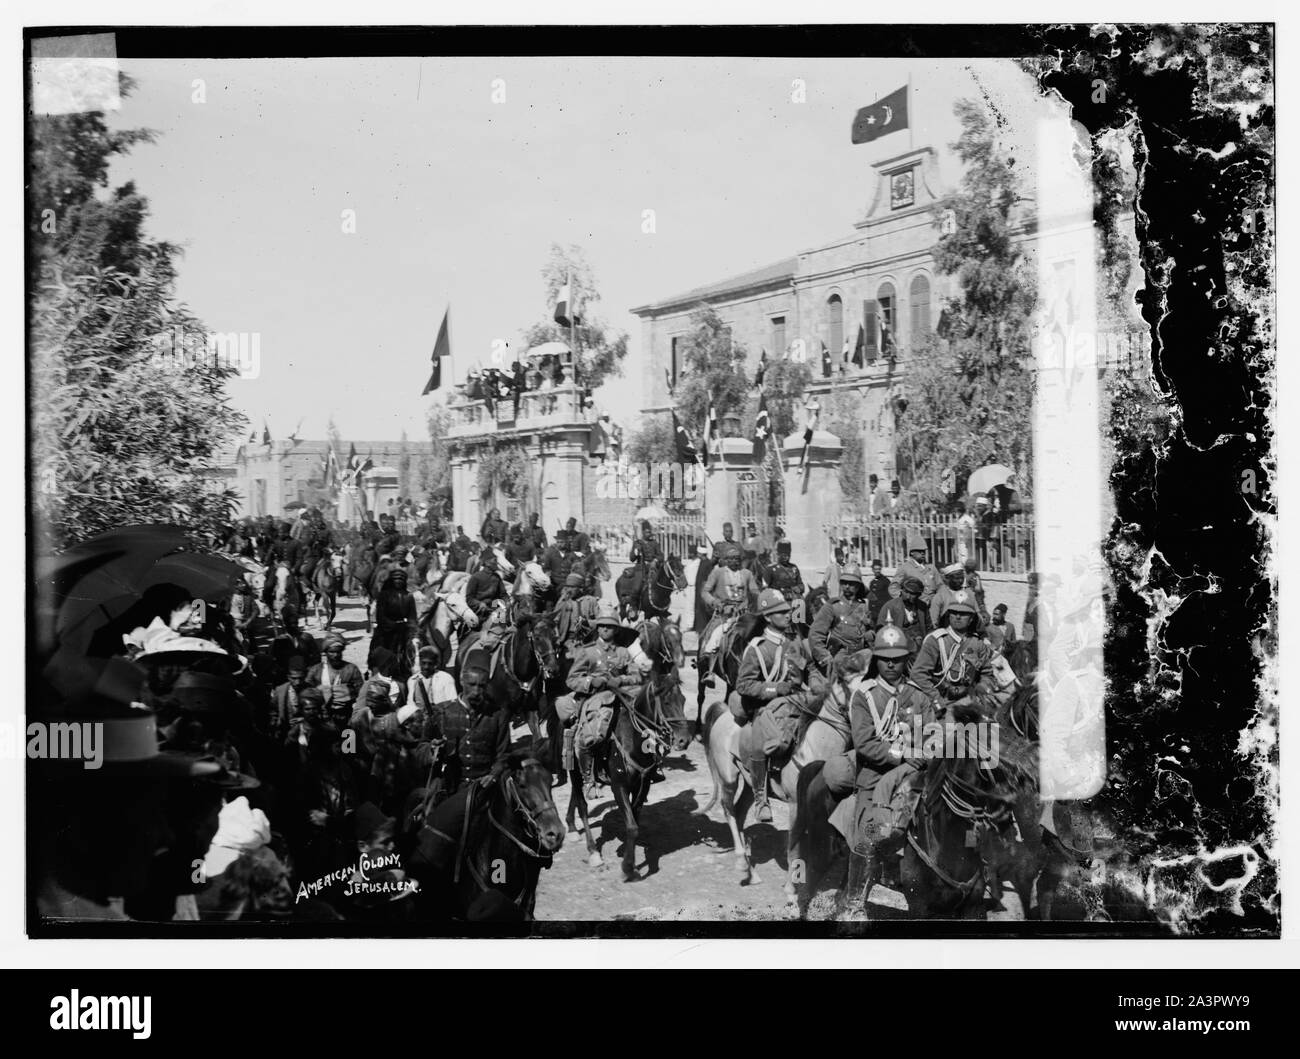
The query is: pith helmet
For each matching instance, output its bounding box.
[873,622,912,658]
[906,533,927,553]
[595,602,621,629]
[758,588,791,616]
[839,563,864,586]
[943,589,979,618]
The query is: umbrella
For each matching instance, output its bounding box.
[526,341,571,360]
[635,504,670,522]
[141,552,244,600]
[967,464,1014,496]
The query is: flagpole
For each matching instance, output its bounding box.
[908,70,914,153]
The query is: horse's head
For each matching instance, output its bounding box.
[330,551,345,575]
[655,673,692,751]
[665,553,687,591]
[505,752,565,853]
[522,561,550,593]
[443,591,478,628]
[588,546,611,582]
[521,611,560,680]
[274,564,291,589]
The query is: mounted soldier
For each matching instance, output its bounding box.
[465,547,507,625]
[910,590,995,707]
[809,563,875,676]
[480,508,508,547]
[766,540,806,624]
[370,568,420,683]
[876,575,932,652]
[929,562,973,630]
[894,533,944,607]
[567,603,645,797]
[422,652,513,808]
[628,519,663,567]
[735,588,810,823]
[554,572,598,648]
[699,543,761,657]
[839,622,935,916]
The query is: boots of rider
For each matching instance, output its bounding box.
[578,747,598,799]
[750,754,773,822]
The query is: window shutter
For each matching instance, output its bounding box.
[863,300,879,363]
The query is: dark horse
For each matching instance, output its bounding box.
[567,666,691,881]
[457,610,560,730]
[980,679,1095,920]
[877,710,1029,919]
[404,751,565,920]
[693,611,762,736]
[615,555,686,621]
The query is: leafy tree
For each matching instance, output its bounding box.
[895,97,1037,507]
[30,76,245,548]
[672,306,750,437]
[624,414,677,467]
[522,243,629,392]
[424,401,453,496]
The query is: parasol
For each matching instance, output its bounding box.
[966,464,1014,496]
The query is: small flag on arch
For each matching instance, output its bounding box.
[852,323,866,368]
[752,394,771,461]
[261,421,271,445]
[422,308,451,396]
[754,348,767,388]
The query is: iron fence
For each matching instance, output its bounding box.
[823,513,1034,576]
[586,516,709,561]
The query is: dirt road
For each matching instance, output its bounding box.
[326,596,1026,923]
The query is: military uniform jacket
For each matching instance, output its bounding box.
[895,558,944,604]
[430,697,512,782]
[566,639,637,696]
[849,677,934,789]
[910,628,994,700]
[629,537,663,565]
[701,565,759,612]
[465,568,505,617]
[736,631,809,711]
[766,561,805,601]
[480,516,508,544]
[809,597,874,670]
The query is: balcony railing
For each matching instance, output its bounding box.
[446,385,595,438]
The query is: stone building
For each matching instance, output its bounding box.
[228,439,436,520]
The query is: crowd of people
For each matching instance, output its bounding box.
[34,504,617,924]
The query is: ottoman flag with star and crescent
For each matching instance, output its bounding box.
[851,85,909,144]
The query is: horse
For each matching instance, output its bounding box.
[571,546,611,600]
[615,555,687,622]
[565,668,691,881]
[404,751,565,921]
[418,590,479,667]
[268,562,303,625]
[510,561,552,617]
[310,550,344,629]
[980,680,1096,920]
[456,610,560,732]
[699,665,849,892]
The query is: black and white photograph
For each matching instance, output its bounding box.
[20,21,1277,943]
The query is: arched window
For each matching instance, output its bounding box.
[909,273,931,345]
[876,282,896,356]
[827,294,843,360]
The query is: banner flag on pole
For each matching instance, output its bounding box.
[672,411,698,466]
[422,308,451,395]
[752,394,771,461]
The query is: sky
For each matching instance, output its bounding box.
[103,55,1046,446]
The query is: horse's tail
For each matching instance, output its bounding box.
[699,701,726,818]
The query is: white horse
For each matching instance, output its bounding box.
[512,561,551,605]
[700,669,854,896]
[420,590,480,661]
